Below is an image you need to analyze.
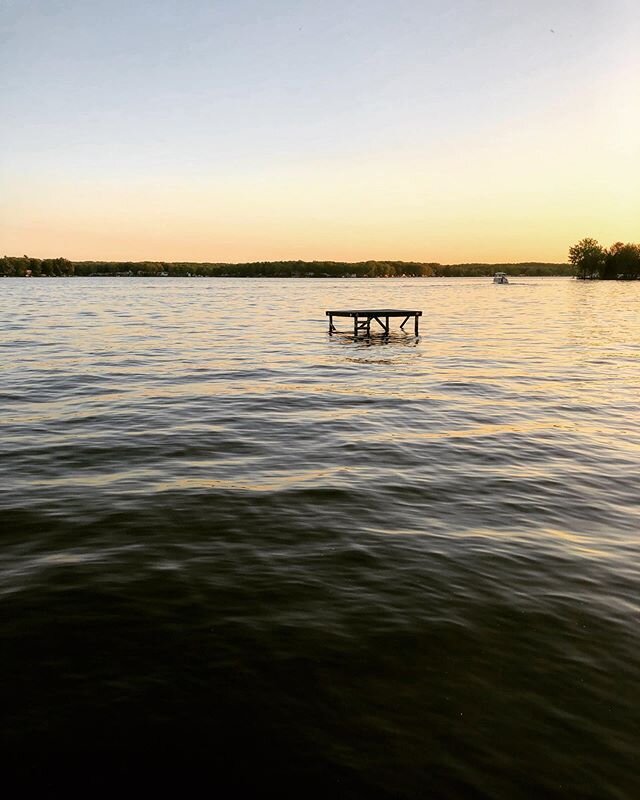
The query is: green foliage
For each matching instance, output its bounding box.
[5,243,638,281]
[0,256,73,277]
[1,257,572,279]
[604,242,640,280]
[436,262,574,278]
[568,238,605,280]
[567,238,640,280]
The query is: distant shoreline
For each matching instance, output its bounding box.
[2,256,573,279]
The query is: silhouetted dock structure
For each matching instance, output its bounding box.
[326,309,422,337]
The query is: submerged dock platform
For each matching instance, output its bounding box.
[326,309,422,337]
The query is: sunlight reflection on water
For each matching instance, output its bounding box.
[1,277,639,797]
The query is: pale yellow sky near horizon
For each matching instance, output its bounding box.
[2,1,639,263]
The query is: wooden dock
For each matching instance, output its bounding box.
[326,309,422,337]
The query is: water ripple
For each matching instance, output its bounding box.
[1,277,639,797]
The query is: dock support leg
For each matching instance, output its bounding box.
[329,314,334,334]
[414,315,419,336]
[385,316,389,335]
[354,315,358,337]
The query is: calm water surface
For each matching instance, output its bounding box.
[1,277,639,796]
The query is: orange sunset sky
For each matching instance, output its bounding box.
[2,0,639,263]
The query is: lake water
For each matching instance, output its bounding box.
[1,277,639,797]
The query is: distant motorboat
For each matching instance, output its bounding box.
[493,272,509,284]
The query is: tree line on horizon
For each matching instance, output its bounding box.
[569,238,640,280]
[0,256,573,278]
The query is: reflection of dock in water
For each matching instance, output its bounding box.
[326,309,422,337]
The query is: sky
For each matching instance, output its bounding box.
[1,0,639,263]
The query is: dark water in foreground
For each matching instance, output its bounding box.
[1,277,639,796]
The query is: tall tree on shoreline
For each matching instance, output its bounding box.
[568,238,605,280]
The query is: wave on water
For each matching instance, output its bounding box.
[1,278,639,798]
